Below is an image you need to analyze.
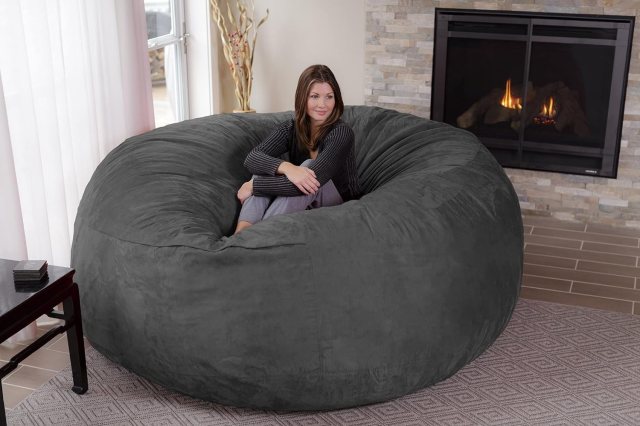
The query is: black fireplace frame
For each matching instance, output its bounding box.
[431,8,635,178]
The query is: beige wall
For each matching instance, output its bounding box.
[215,0,366,113]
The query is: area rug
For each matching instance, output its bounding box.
[7,299,640,425]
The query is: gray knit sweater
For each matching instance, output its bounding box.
[245,119,359,201]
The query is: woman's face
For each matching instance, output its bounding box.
[306,82,335,127]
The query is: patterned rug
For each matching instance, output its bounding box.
[7,299,640,425]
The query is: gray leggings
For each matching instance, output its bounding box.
[238,159,343,224]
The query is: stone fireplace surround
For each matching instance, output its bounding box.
[365,0,640,228]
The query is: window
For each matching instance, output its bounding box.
[145,0,189,127]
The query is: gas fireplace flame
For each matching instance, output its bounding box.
[533,97,558,126]
[541,97,557,118]
[500,79,522,110]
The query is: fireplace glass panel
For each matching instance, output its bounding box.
[431,9,634,178]
[443,38,526,142]
[523,42,615,149]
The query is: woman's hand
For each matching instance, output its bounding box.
[237,180,253,204]
[279,162,320,195]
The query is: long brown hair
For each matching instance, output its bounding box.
[294,65,344,152]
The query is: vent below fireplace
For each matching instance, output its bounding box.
[431,9,635,178]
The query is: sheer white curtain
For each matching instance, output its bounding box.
[0,0,154,342]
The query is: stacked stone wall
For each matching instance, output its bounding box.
[365,0,640,227]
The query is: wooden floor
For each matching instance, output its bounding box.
[522,215,640,316]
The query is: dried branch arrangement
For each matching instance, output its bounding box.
[210,0,269,112]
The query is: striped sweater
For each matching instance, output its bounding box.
[245,119,359,201]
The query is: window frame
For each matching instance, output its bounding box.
[146,0,190,124]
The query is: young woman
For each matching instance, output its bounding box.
[234,64,358,234]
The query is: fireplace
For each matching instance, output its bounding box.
[431,9,634,178]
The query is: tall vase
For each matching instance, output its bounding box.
[233,109,256,113]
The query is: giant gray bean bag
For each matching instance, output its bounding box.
[71,105,523,411]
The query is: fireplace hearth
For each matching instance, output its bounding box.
[431,9,634,178]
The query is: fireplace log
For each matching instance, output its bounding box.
[554,86,590,137]
[511,81,563,132]
[456,88,503,129]
[456,82,534,129]
[458,81,590,137]
[515,82,590,137]
[484,103,520,125]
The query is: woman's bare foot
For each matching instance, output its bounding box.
[234,220,252,234]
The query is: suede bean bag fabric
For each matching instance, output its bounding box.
[71,105,523,411]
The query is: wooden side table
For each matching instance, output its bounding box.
[0,259,88,425]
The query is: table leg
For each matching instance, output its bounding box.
[63,283,88,394]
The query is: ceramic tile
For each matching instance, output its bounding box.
[522,216,587,231]
[2,365,57,390]
[586,222,640,238]
[47,334,89,353]
[523,263,635,288]
[526,243,637,266]
[572,282,640,303]
[532,227,639,247]
[577,260,640,278]
[524,253,577,269]
[19,348,69,372]
[0,344,24,363]
[47,335,70,353]
[521,287,633,314]
[524,234,583,249]
[44,334,67,351]
[0,365,21,382]
[522,275,572,292]
[581,241,640,257]
[1,383,32,409]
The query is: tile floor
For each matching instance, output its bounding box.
[2,321,90,412]
[3,214,640,412]
[522,215,640,316]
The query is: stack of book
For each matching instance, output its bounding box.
[13,260,49,283]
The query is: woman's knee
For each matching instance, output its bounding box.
[263,194,314,219]
[238,195,271,224]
